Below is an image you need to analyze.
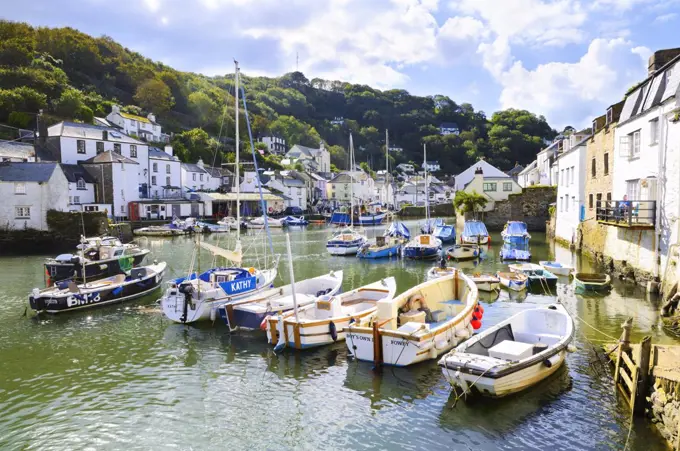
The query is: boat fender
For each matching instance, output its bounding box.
[543,354,561,368]
[209,308,216,322]
[260,316,269,331]
[407,294,426,312]
[274,314,286,353]
[456,328,471,339]
[472,312,481,321]
[567,344,577,353]
[434,337,448,350]
[476,304,484,315]
[454,370,469,392]
[329,321,338,342]
[471,319,482,330]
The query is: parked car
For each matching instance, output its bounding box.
[284,206,304,216]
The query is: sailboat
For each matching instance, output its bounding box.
[357,221,410,259]
[327,133,367,255]
[403,143,442,260]
[160,61,278,324]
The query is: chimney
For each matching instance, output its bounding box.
[474,166,483,175]
[147,113,156,123]
[648,48,680,75]
[164,145,173,156]
[196,158,204,168]
[111,104,120,115]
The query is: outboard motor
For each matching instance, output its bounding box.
[439,256,447,270]
[178,282,193,323]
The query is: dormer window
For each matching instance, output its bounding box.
[606,108,613,125]
[77,178,86,190]
[592,120,597,135]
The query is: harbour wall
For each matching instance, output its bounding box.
[398,203,456,218]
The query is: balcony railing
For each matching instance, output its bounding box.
[596,200,656,228]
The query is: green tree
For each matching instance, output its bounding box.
[134,78,174,114]
[0,86,47,121]
[188,91,218,127]
[453,190,488,219]
[269,115,321,147]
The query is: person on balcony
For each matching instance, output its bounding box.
[618,195,631,222]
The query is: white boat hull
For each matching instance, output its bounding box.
[539,261,573,276]
[461,235,489,245]
[473,280,500,292]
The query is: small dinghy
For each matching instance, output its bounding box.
[220,270,343,330]
[539,261,574,277]
[133,226,187,237]
[574,273,611,292]
[246,216,286,228]
[29,262,167,313]
[282,216,309,226]
[267,277,397,350]
[508,263,558,290]
[218,216,242,230]
[497,271,528,291]
[421,218,444,234]
[469,274,500,292]
[439,304,574,398]
[327,227,368,255]
[446,244,481,261]
[426,257,456,281]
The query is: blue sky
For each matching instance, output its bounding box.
[3,0,680,129]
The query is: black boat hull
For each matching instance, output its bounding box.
[44,251,150,284]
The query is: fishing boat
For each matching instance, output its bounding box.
[327,134,367,255]
[267,277,397,350]
[460,220,490,245]
[160,61,279,324]
[446,244,481,261]
[501,221,531,245]
[345,268,480,367]
[219,270,343,330]
[509,263,558,290]
[539,261,574,276]
[133,225,187,237]
[357,222,410,259]
[469,274,500,292]
[403,234,442,260]
[434,224,456,244]
[29,261,166,313]
[439,304,574,398]
[426,258,456,281]
[497,271,529,291]
[574,273,612,292]
[329,210,351,226]
[246,216,286,228]
[358,203,387,226]
[282,216,308,226]
[44,236,150,283]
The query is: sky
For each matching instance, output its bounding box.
[2,0,680,129]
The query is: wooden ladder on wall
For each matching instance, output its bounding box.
[613,318,652,415]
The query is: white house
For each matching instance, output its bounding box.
[148,146,182,199]
[517,160,539,188]
[439,122,460,135]
[0,162,69,230]
[285,144,331,173]
[395,181,426,207]
[60,163,112,214]
[106,105,168,142]
[180,159,221,193]
[374,170,395,206]
[81,151,140,220]
[462,166,523,212]
[423,161,441,172]
[258,134,287,154]
[554,138,587,244]
[454,159,509,191]
[46,122,150,199]
[326,171,374,207]
[0,141,36,162]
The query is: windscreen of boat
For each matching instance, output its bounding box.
[463,221,488,236]
[505,222,528,235]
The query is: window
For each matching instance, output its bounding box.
[130,145,138,158]
[96,142,104,154]
[332,192,336,198]
[114,143,121,153]
[77,178,86,190]
[650,118,659,145]
[200,174,204,181]
[591,158,596,177]
[200,184,203,190]
[77,140,86,154]
[14,182,25,194]
[596,193,602,208]
[483,182,497,192]
[570,166,575,185]
[166,176,171,186]
[73,196,80,204]
[151,176,157,186]
[565,196,569,212]
[589,193,594,209]
[153,163,158,173]
[572,196,576,210]
[503,182,513,191]
[559,196,563,212]
[121,205,124,213]
[69,196,72,204]
[606,108,613,125]
[631,130,640,157]
[607,192,611,202]
[15,206,30,218]
[166,164,170,174]
[604,153,609,175]
[192,173,196,181]
[627,179,640,200]
[560,169,564,185]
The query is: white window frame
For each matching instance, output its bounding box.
[166,176,171,186]
[503,182,513,192]
[631,130,641,157]
[14,182,26,195]
[166,164,171,174]
[153,162,158,173]
[15,206,30,218]
[570,166,575,185]
[76,178,86,190]
[130,145,138,158]
[77,140,86,154]
[626,179,640,200]
[73,195,80,204]
[151,175,157,186]
[650,118,659,145]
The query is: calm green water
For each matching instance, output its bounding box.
[0,219,673,450]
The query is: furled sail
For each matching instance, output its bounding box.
[200,241,243,265]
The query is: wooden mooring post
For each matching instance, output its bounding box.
[612,317,653,415]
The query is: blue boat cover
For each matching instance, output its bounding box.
[500,247,531,260]
[434,225,455,241]
[384,221,411,240]
[463,221,489,237]
[421,218,444,234]
[504,221,528,236]
[330,212,351,225]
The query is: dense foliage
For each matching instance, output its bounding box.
[0,20,557,173]
[453,190,488,218]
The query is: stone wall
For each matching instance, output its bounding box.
[398,203,456,218]
[463,186,556,231]
[648,376,680,446]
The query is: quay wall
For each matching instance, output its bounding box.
[398,203,456,218]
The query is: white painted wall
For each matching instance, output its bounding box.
[112,162,141,218]
[68,181,95,206]
[555,144,586,244]
[149,157,182,198]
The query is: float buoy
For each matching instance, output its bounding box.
[260,316,269,331]
[329,321,338,341]
[471,319,482,330]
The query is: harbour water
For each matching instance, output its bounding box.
[0,219,673,450]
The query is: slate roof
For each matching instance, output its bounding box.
[454,160,509,191]
[203,166,224,178]
[506,164,525,176]
[48,122,144,145]
[0,141,35,160]
[148,147,176,161]
[60,164,96,183]
[181,163,207,173]
[0,162,57,182]
[81,150,139,165]
[287,144,323,158]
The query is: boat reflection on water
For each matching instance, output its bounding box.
[439,364,572,435]
[343,360,443,409]
[477,289,500,304]
[264,342,349,380]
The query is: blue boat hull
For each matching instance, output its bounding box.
[358,213,386,225]
[219,306,274,330]
[403,246,440,260]
[357,244,401,259]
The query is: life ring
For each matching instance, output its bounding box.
[268,207,273,213]
[406,294,426,311]
[248,267,256,274]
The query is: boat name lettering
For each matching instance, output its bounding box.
[390,339,408,347]
[348,334,372,342]
[66,292,102,307]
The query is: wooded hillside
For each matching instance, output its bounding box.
[0,20,557,174]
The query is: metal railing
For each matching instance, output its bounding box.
[596,200,656,227]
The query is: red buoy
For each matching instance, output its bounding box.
[260,317,269,331]
[471,319,482,330]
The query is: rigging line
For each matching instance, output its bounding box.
[211,79,233,172]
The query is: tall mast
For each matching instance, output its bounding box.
[349,133,354,229]
[424,143,430,228]
[385,129,389,208]
[235,61,240,243]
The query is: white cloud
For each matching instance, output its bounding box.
[654,12,678,22]
[478,36,513,78]
[494,38,648,127]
